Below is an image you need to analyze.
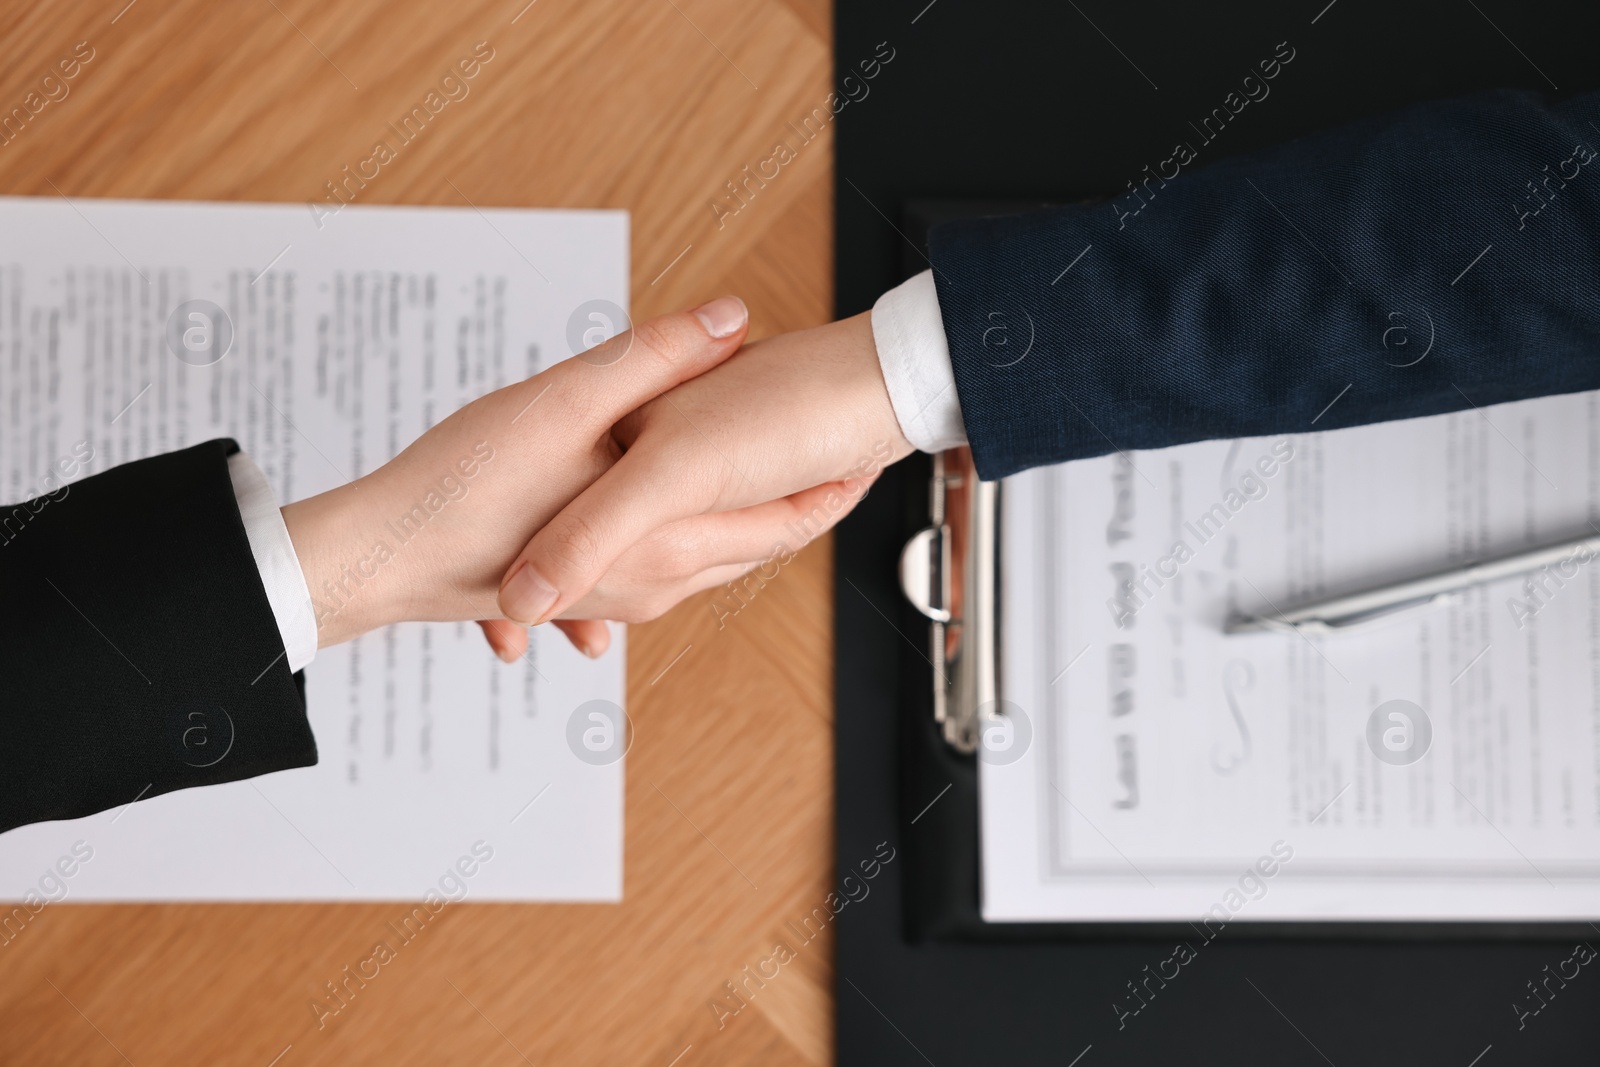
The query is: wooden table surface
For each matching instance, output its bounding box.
[1,1,837,1063]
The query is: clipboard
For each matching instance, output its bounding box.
[897,446,998,755]
[891,442,1599,940]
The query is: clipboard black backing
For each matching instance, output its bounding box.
[834,1,1600,1063]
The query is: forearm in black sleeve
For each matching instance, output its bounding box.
[0,438,316,834]
[929,88,1600,480]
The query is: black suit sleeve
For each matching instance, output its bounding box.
[0,438,317,835]
[929,88,1600,480]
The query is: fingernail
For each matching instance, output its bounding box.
[495,644,519,665]
[580,641,599,659]
[501,561,560,624]
[691,296,747,339]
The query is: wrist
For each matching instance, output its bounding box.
[281,478,410,647]
[839,309,916,462]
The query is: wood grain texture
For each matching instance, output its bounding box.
[0,1,836,1063]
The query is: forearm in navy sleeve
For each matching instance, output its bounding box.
[928,88,1600,480]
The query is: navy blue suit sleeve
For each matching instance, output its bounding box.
[928,89,1600,480]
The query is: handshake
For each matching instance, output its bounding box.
[280,297,913,661]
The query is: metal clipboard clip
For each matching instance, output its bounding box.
[897,448,1000,754]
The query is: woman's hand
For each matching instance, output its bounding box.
[280,298,751,650]
[492,310,915,630]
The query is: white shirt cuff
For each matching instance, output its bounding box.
[227,452,318,673]
[870,269,967,453]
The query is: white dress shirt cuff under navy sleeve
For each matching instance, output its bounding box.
[227,452,318,673]
[870,269,968,453]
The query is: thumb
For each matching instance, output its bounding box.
[549,296,748,428]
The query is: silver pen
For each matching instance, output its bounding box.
[1226,532,1599,635]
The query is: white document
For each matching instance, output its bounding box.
[984,389,1600,922]
[0,197,628,901]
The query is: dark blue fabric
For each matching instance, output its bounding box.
[928,89,1600,481]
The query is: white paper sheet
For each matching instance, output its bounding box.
[0,197,628,901]
[983,389,1600,921]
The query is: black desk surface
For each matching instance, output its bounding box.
[833,2,1600,1063]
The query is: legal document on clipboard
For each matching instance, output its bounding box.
[983,388,1600,922]
[0,197,627,901]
